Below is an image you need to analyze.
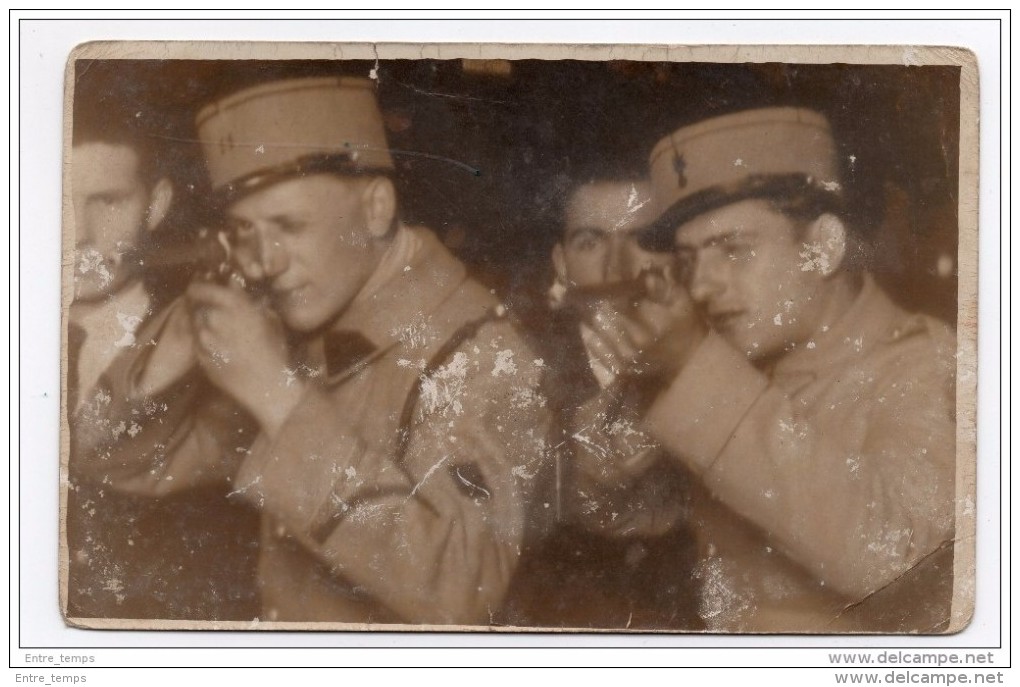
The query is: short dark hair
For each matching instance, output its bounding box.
[72,115,164,189]
[767,188,847,232]
[71,64,165,188]
[766,189,868,276]
[557,171,649,240]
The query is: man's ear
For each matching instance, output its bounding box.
[805,213,847,278]
[548,243,571,308]
[145,178,174,232]
[361,176,398,239]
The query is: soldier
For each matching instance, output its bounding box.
[71,76,552,625]
[66,92,265,621]
[500,178,700,629]
[68,108,173,411]
[66,106,174,617]
[579,107,957,631]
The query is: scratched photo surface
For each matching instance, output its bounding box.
[62,51,967,632]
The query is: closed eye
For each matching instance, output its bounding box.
[720,241,755,261]
[701,230,757,261]
[274,218,307,234]
[224,218,255,240]
[673,248,696,284]
[88,192,131,207]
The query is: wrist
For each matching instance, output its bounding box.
[614,371,671,413]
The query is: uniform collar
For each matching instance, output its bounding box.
[329,223,468,353]
[70,279,151,410]
[771,274,904,379]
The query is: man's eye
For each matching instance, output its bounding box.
[673,252,695,282]
[277,219,306,234]
[724,243,754,260]
[225,222,256,245]
[91,195,122,208]
[569,233,602,252]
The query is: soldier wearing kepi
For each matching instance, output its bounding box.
[73,77,552,625]
[588,107,957,631]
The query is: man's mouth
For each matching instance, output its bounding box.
[271,285,305,307]
[564,279,647,308]
[75,248,116,288]
[708,309,745,331]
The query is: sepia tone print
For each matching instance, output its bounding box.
[60,42,977,633]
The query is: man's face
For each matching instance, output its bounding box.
[226,175,382,334]
[674,198,827,361]
[72,142,151,301]
[556,181,666,289]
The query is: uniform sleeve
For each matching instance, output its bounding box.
[69,299,256,497]
[564,451,689,539]
[643,330,957,599]
[230,329,553,625]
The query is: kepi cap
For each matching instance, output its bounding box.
[639,107,844,252]
[196,76,395,203]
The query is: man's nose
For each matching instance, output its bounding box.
[687,253,727,305]
[604,237,634,283]
[73,202,92,248]
[253,229,288,279]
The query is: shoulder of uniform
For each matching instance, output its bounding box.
[873,310,957,384]
[882,310,954,347]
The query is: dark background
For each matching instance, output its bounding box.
[67,57,962,621]
[74,57,960,323]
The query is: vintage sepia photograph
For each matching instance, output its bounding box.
[59,42,977,633]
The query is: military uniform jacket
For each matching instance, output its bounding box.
[71,226,552,626]
[498,309,699,630]
[642,276,957,632]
